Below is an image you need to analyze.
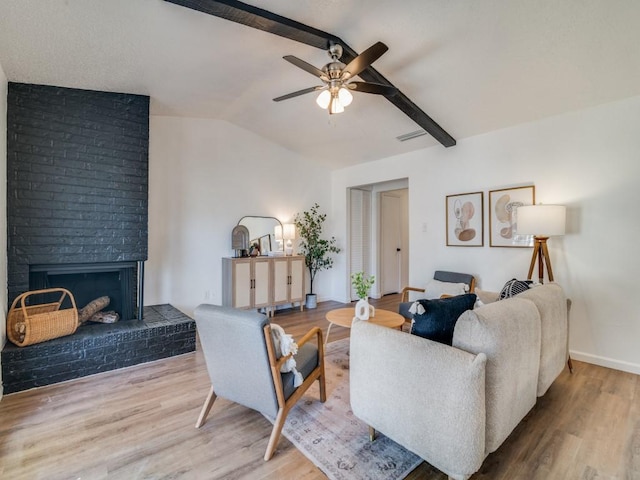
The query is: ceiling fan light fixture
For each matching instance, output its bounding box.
[279,42,398,117]
[316,89,331,109]
[338,87,353,107]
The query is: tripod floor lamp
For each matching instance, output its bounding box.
[516,205,566,283]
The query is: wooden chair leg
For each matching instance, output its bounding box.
[264,408,287,461]
[195,386,217,428]
[318,367,327,403]
[568,356,574,374]
[369,426,376,441]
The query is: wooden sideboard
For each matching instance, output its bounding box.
[222,255,306,316]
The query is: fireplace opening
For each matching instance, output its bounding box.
[29,262,141,322]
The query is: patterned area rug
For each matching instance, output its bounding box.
[279,337,422,480]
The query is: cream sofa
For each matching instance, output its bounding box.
[350,283,568,480]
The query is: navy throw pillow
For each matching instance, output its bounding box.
[410,293,477,345]
[498,278,532,300]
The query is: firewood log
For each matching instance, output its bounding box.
[89,311,120,324]
[78,296,110,324]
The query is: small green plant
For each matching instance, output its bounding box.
[351,271,375,300]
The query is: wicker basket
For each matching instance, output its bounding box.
[7,288,79,347]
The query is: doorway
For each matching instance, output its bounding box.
[348,181,409,301]
[380,189,409,295]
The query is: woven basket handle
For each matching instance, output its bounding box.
[16,288,78,316]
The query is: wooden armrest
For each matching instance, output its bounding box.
[274,352,293,370]
[297,326,323,348]
[297,326,325,363]
[401,286,425,303]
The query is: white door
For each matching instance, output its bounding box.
[380,192,402,295]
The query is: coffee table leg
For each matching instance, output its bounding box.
[325,323,333,348]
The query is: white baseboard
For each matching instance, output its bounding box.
[570,350,640,375]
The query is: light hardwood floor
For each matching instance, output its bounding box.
[0,295,638,479]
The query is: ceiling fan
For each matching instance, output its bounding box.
[273,42,398,114]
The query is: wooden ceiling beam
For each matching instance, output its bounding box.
[164,0,456,147]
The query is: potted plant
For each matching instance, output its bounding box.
[293,203,341,309]
[351,271,375,320]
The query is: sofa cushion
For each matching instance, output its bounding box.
[410,294,477,345]
[282,342,318,400]
[498,278,532,300]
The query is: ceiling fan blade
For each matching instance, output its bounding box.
[273,86,325,102]
[283,55,329,81]
[340,41,389,81]
[348,81,397,96]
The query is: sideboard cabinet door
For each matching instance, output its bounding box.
[272,258,290,305]
[253,258,271,308]
[289,256,305,310]
[222,258,252,309]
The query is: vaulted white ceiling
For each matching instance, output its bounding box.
[1,0,639,168]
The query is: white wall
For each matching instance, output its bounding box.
[147,116,333,317]
[331,95,640,374]
[0,61,7,399]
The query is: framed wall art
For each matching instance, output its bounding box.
[259,234,272,255]
[446,191,484,246]
[489,185,535,247]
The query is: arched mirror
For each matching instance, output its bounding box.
[236,216,283,256]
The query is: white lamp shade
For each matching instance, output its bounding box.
[338,87,353,107]
[282,223,296,240]
[328,95,344,114]
[516,205,566,236]
[316,90,331,109]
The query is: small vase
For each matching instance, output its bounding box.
[355,298,375,320]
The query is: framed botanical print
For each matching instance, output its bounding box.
[489,185,535,247]
[446,191,484,246]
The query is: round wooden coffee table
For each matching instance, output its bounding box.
[324,307,405,346]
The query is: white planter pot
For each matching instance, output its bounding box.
[305,293,317,309]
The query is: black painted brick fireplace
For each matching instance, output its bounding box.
[6,82,149,302]
[2,83,195,393]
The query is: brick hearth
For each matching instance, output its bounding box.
[1,305,196,394]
